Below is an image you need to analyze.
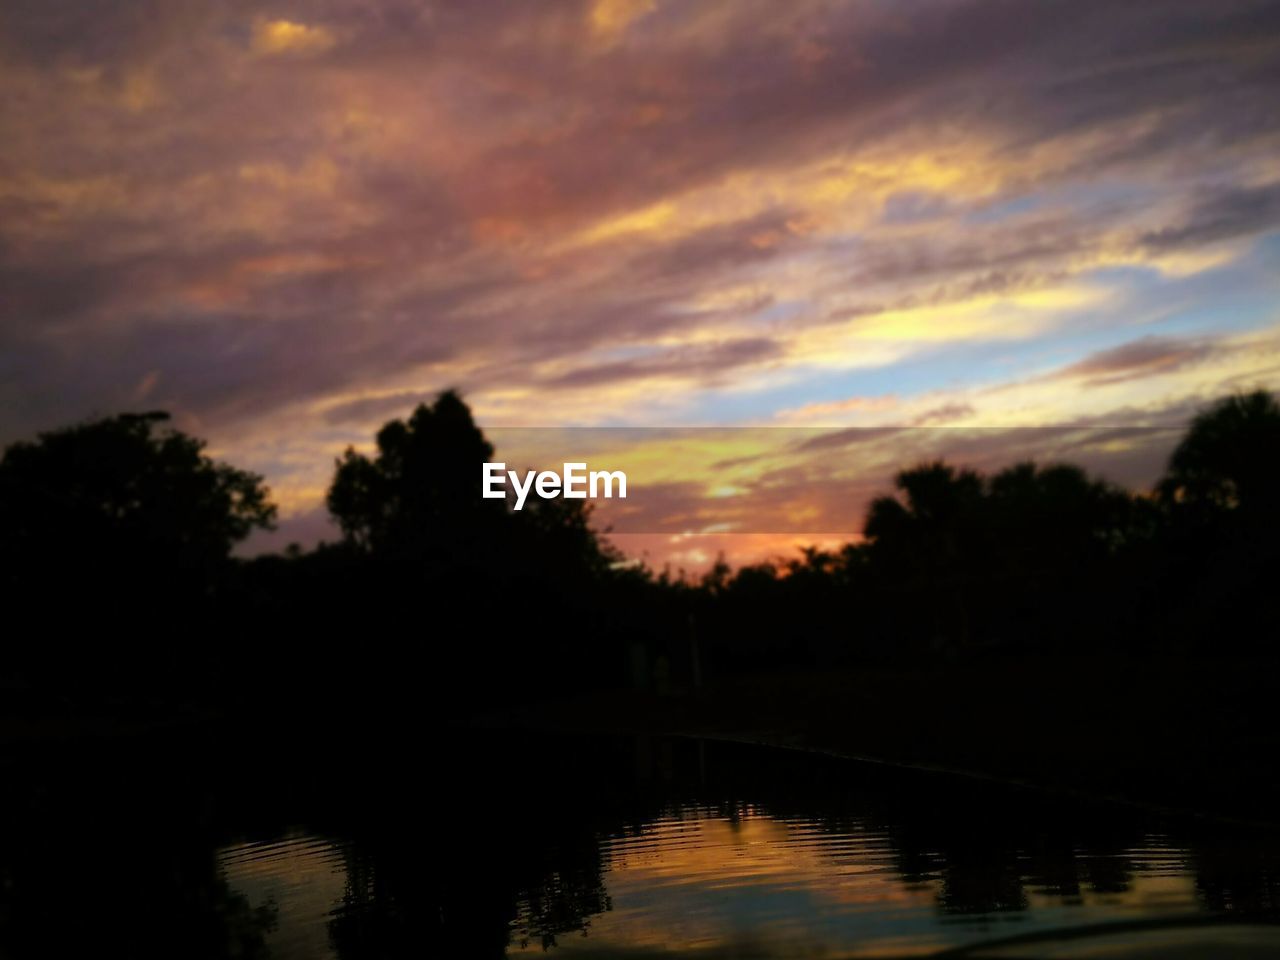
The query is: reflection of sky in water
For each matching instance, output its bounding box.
[508,810,1200,957]
[219,834,348,960]
[216,809,1208,959]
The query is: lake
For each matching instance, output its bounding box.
[3,727,1279,958]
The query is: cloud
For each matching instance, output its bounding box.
[3,0,1280,566]
[1140,183,1280,253]
[544,337,781,388]
[252,19,336,56]
[912,402,976,425]
[1053,336,1223,386]
[321,390,439,426]
[795,427,906,453]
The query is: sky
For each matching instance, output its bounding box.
[3,0,1280,568]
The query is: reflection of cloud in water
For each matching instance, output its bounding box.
[505,808,1200,958]
[219,833,350,960]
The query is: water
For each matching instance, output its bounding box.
[214,734,1280,957]
[4,729,1279,958]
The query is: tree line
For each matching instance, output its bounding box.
[1,389,1277,711]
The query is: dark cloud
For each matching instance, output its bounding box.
[795,427,907,453]
[1141,183,1280,252]
[912,402,976,425]
[0,0,231,68]
[545,337,781,389]
[1054,335,1222,386]
[626,211,803,282]
[845,213,1096,289]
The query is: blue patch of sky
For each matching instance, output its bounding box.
[880,190,953,224]
[658,232,1280,425]
[964,178,1162,226]
[964,192,1046,225]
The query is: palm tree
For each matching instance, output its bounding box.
[864,461,984,568]
[864,461,984,650]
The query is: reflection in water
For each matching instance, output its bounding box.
[194,735,1280,959]
[0,728,1276,958]
[220,835,348,959]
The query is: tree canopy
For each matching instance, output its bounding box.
[326,389,620,580]
[1159,389,1280,517]
[0,411,275,585]
[327,390,504,559]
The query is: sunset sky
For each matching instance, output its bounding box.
[3,0,1279,567]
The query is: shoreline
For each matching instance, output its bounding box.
[6,654,1278,831]
[498,656,1280,830]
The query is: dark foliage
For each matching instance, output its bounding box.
[1,390,1277,709]
[0,411,275,696]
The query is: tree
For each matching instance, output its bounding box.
[1155,390,1280,645]
[986,462,1135,564]
[0,412,276,694]
[327,390,505,560]
[864,461,985,574]
[322,391,627,698]
[0,411,275,588]
[513,495,621,581]
[1158,389,1280,518]
[862,462,986,652]
[860,459,1139,653]
[326,388,623,585]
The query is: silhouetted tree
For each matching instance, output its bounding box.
[317,390,629,699]
[987,462,1132,554]
[1158,389,1280,518]
[513,494,621,581]
[1155,390,1280,645]
[0,411,276,695]
[324,389,621,580]
[982,462,1138,649]
[327,390,504,562]
[0,412,275,582]
[864,461,986,572]
[863,462,985,652]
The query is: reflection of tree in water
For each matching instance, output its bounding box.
[302,735,1280,959]
[510,864,614,950]
[0,742,278,960]
[326,842,517,959]
[609,738,1155,919]
[0,858,276,960]
[324,829,613,957]
[1194,837,1280,914]
[1075,846,1137,895]
[8,719,1280,960]
[320,730,624,959]
[19,728,1256,960]
[862,805,1146,915]
[937,855,1031,915]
